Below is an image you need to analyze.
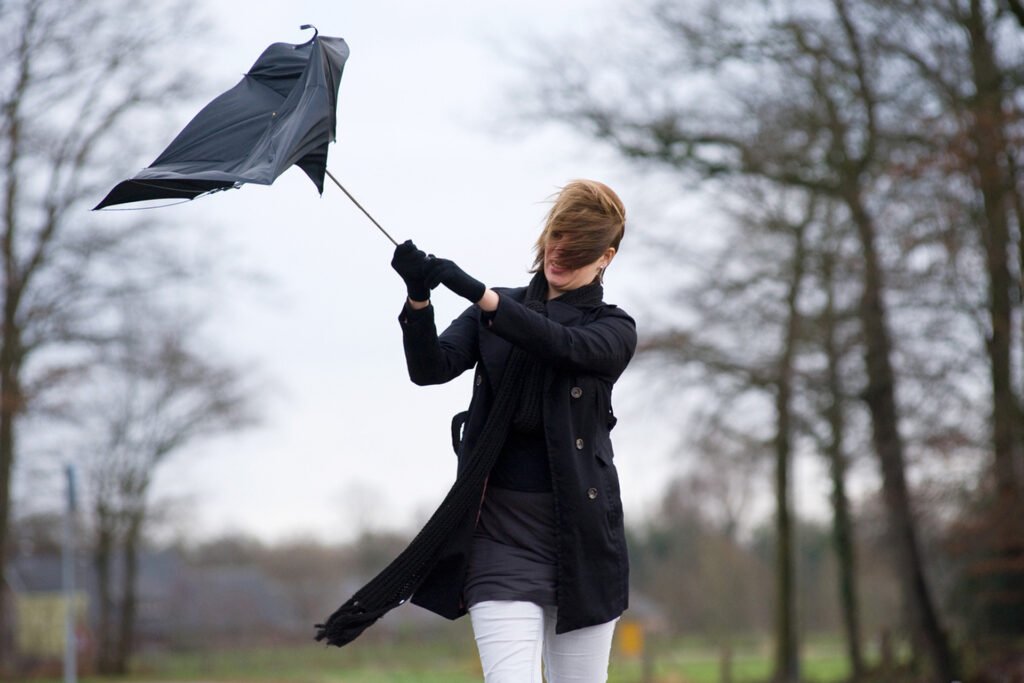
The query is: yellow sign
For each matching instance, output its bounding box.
[15,592,88,658]
[617,619,645,658]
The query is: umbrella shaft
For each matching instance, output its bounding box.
[326,171,398,246]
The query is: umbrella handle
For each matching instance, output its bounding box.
[298,24,319,46]
[325,170,399,247]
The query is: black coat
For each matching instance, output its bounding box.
[398,285,637,633]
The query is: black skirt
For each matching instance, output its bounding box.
[464,485,558,608]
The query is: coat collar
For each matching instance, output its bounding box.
[546,298,588,326]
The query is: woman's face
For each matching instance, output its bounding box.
[543,234,615,297]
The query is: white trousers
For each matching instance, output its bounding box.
[468,600,617,683]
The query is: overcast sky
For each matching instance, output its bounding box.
[83,0,841,545]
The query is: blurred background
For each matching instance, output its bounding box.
[2,0,1022,681]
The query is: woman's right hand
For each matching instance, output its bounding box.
[391,240,431,303]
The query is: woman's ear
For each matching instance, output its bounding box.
[603,247,617,267]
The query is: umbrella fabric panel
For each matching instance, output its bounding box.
[146,80,285,176]
[94,179,236,207]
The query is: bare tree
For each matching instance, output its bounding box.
[815,240,866,677]
[0,0,201,665]
[770,204,810,683]
[866,0,1024,636]
[79,305,253,674]
[516,0,960,678]
[635,184,817,683]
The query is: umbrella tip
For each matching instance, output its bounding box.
[299,24,318,44]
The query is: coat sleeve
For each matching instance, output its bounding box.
[398,301,480,386]
[487,295,637,381]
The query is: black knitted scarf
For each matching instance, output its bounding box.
[315,272,603,647]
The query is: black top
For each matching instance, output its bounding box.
[489,428,551,492]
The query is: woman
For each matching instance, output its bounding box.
[391,179,637,683]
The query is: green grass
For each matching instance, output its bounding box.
[128,633,484,683]
[611,637,851,683]
[26,633,856,683]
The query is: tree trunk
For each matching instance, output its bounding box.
[773,223,806,683]
[114,511,143,674]
[1014,151,1024,483]
[845,191,957,682]
[1008,174,1024,493]
[961,0,1024,632]
[965,0,1024,525]
[1019,204,1024,477]
[0,107,24,672]
[774,411,798,683]
[821,253,865,679]
[0,367,15,670]
[0,293,22,670]
[94,510,117,675]
[0,366,15,671]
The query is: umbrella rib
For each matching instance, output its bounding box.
[325,170,398,246]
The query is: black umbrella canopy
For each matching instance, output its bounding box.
[95,29,349,209]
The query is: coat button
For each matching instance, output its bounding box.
[475,374,482,386]
[587,487,598,499]
[570,386,583,399]
[575,438,584,450]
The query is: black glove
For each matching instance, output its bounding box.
[423,256,487,304]
[390,240,430,301]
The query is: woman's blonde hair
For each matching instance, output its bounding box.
[531,179,626,273]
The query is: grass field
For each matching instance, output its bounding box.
[30,632,858,683]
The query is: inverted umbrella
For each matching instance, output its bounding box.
[94,27,395,244]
